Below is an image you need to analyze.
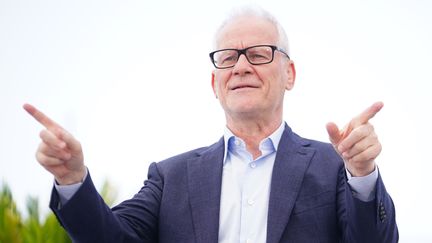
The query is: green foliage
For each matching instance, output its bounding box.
[0,180,117,243]
[0,184,22,243]
[99,180,118,207]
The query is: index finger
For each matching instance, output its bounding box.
[351,101,384,127]
[23,103,62,131]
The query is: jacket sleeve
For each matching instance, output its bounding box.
[50,162,163,243]
[337,168,399,243]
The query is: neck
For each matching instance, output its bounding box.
[226,114,282,159]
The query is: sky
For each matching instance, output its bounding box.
[1,0,431,241]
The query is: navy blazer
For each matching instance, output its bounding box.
[50,125,398,242]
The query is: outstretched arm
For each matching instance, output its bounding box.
[329,102,398,242]
[24,103,159,242]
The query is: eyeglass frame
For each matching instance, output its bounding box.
[209,44,290,69]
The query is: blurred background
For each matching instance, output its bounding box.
[1,0,431,241]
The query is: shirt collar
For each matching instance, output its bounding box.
[222,121,285,162]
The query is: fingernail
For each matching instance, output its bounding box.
[57,130,65,139]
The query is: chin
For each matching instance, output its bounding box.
[229,103,263,115]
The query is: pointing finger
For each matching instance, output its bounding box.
[338,101,383,141]
[23,103,63,131]
[351,101,384,127]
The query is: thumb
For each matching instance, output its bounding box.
[326,122,342,145]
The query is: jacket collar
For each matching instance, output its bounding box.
[187,137,224,243]
[266,124,315,243]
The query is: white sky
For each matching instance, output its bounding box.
[1,0,431,241]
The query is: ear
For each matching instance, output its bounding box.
[211,71,218,98]
[285,61,296,91]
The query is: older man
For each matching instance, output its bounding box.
[24,6,397,243]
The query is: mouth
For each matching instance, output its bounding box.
[230,84,259,91]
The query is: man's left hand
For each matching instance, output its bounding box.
[326,102,384,177]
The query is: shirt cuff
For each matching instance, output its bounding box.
[54,168,88,206]
[346,166,378,202]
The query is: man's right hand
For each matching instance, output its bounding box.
[23,103,86,185]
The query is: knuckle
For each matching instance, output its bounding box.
[376,143,382,153]
[54,128,64,138]
[36,152,47,165]
[39,142,52,154]
[39,130,46,139]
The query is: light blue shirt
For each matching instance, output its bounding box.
[218,122,285,243]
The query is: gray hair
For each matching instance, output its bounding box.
[213,6,290,55]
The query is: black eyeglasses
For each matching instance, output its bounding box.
[209,44,290,69]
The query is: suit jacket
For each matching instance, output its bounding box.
[50,124,398,243]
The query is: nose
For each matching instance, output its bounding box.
[232,54,253,76]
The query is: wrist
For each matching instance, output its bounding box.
[55,167,87,185]
[347,162,376,177]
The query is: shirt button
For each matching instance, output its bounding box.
[250,162,256,168]
[234,139,241,146]
[247,199,255,205]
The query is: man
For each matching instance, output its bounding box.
[24,6,398,243]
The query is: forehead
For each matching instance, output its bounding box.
[217,16,279,49]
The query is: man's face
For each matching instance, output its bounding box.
[212,16,295,121]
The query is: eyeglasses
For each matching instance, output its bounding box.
[209,44,290,69]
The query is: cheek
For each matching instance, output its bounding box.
[269,65,289,88]
[257,69,284,90]
[215,72,231,89]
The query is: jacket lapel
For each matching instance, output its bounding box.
[187,138,224,243]
[266,125,316,243]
